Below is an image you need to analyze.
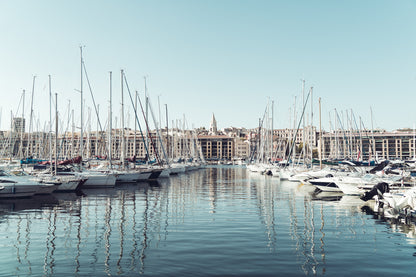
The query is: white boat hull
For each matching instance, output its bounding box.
[82,173,116,188]
[0,184,38,198]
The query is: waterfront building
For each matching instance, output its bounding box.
[234,137,250,160]
[198,135,234,161]
[3,116,416,163]
[12,117,25,133]
[320,129,416,161]
[273,126,317,148]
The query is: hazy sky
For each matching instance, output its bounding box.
[1,0,415,132]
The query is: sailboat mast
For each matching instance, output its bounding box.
[310,86,313,165]
[271,100,274,162]
[19,90,25,159]
[55,93,58,175]
[134,90,137,158]
[49,75,52,164]
[370,107,375,161]
[121,70,125,168]
[109,71,113,168]
[28,76,36,158]
[9,110,13,160]
[144,76,148,152]
[71,109,74,157]
[319,97,322,169]
[301,80,305,162]
[80,46,84,161]
[413,123,415,160]
[165,104,169,161]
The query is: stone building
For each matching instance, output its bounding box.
[198,135,234,161]
[320,130,416,161]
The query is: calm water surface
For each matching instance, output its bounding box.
[1,166,416,276]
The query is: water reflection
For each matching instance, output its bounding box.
[361,202,416,244]
[1,167,416,276]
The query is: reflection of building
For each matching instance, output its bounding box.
[12,117,25,133]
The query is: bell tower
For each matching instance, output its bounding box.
[209,113,217,135]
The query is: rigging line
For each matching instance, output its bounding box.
[334,109,352,158]
[14,91,25,118]
[122,72,153,163]
[82,61,109,158]
[351,110,363,157]
[351,110,360,133]
[248,105,269,163]
[136,92,163,165]
[147,97,170,165]
[359,116,376,160]
[285,90,311,167]
[82,61,104,133]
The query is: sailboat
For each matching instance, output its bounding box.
[73,47,117,188]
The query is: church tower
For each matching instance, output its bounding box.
[209,113,217,135]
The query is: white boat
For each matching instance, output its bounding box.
[80,170,117,188]
[247,163,271,174]
[37,171,85,192]
[9,169,62,194]
[335,174,402,195]
[374,187,416,218]
[308,176,341,192]
[169,163,186,174]
[54,175,84,191]
[148,168,163,179]
[279,167,298,180]
[305,168,362,192]
[270,166,280,178]
[35,182,60,194]
[0,171,41,198]
[115,168,152,183]
[159,168,171,178]
[146,165,171,178]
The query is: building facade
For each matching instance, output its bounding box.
[198,135,234,161]
[320,130,416,161]
[234,137,250,160]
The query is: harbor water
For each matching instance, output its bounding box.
[1,166,416,276]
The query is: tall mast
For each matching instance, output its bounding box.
[96,104,99,157]
[370,107,375,161]
[414,123,415,160]
[108,71,113,168]
[80,46,84,160]
[121,70,125,168]
[310,86,313,165]
[55,93,58,175]
[49,75,52,164]
[134,90,137,158]
[28,76,36,157]
[157,95,161,157]
[319,97,322,169]
[19,90,25,159]
[271,100,274,162]
[71,109,74,157]
[165,104,169,161]
[334,109,338,158]
[301,79,305,162]
[9,110,13,160]
[293,96,297,163]
[144,76,148,152]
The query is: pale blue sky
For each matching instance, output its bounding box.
[1,0,415,132]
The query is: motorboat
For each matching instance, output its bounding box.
[0,170,42,198]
